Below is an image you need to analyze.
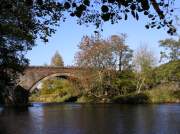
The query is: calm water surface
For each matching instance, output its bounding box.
[0,103,180,134]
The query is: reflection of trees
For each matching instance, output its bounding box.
[0,107,44,134]
[0,113,9,134]
[0,105,179,134]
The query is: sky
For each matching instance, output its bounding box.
[26,2,180,66]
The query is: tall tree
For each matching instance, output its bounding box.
[133,45,157,93]
[110,34,133,71]
[159,38,180,62]
[75,35,116,69]
[51,51,64,67]
[0,0,62,104]
[75,34,133,70]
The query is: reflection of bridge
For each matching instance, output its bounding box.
[18,66,82,92]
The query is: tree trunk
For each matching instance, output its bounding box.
[118,52,122,71]
[137,78,145,93]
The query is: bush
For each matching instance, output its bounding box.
[113,93,150,104]
[113,82,180,104]
[147,83,180,103]
[113,70,136,95]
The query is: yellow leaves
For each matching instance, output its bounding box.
[51,51,64,67]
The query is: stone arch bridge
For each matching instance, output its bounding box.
[18,66,83,92]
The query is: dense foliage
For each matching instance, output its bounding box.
[0,0,63,104]
[154,60,180,84]
[30,79,76,102]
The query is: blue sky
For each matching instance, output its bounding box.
[26,3,180,66]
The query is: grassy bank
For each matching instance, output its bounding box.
[113,84,180,104]
[30,94,109,103]
[30,94,72,103]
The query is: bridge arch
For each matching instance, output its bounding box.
[18,66,84,92]
[29,73,78,93]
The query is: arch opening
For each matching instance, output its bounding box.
[29,73,81,103]
[29,73,76,92]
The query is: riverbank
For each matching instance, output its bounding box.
[30,94,72,103]
[113,84,180,104]
[30,87,180,104]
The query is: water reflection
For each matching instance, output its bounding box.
[0,104,180,134]
[0,107,3,113]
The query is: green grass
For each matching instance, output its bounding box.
[146,83,180,103]
[113,83,180,104]
[29,94,72,103]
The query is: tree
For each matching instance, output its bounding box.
[51,51,64,67]
[75,34,133,70]
[75,34,134,97]
[75,35,116,69]
[75,34,116,97]
[0,0,62,105]
[110,34,133,71]
[134,45,156,72]
[159,38,180,62]
[113,70,136,95]
[133,45,157,93]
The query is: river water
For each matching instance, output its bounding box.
[0,103,180,134]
